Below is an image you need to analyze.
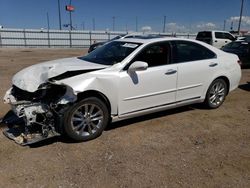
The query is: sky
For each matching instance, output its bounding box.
[0,0,249,33]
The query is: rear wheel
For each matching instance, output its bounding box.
[204,79,228,109]
[64,97,109,141]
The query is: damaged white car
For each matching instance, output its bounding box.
[2,37,241,145]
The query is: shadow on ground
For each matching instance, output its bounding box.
[2,104,200,148]
[239,82,250,92]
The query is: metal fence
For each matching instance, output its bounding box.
[0,28,197,48]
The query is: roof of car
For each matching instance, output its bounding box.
[116,37,193,44]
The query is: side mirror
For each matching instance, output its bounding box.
[128,61,148,73]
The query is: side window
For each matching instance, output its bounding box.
[132,42,170,67]
[215,32,225,39]
[224,33,235,41]
[172,41,216,63]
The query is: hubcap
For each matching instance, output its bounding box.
[209,82,225,106]
[70,103,104,137]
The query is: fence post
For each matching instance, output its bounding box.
[89,31,92,46]
[0,29,2,48]
[69,30,72,48]
[23,29,27,47]
[47,29,50,48]
[108,32,110,40]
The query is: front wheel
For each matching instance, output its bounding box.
[63,97,109,141]
[204,79,228,109]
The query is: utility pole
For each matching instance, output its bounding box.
[238,0,244,34]
[112,16,115,31]
[47,12,51,47]
[231,21,234,31]
[47,12,50,30]
[57,0,62,30]
[82,21,85,30]
[136,16,138,32]
[163,16,166,33]
[92,18,95,31]
[223,20,226,31]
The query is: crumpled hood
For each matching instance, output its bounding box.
[12,57,108,92]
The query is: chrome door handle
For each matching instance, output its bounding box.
[209,63,218,67]
[165,69,177,75]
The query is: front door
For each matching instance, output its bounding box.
[118,42,178,116]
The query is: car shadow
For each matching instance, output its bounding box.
[238,82,250,92]
[106,105,199,131]
[2,104,204,148]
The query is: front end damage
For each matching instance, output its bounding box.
[2,83,76,145]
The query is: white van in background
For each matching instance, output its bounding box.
[196,31,236,49]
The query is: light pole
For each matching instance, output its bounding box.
[57,0,62,30]
[69,0,73,30]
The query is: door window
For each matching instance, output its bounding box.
[132,42,170,67]
[172,41,216,63]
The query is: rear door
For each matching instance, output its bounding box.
[171,40,218,102]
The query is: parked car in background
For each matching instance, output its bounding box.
[88,34,163,52]
[88,35,125,53]
[196,31,236,49]
[222,40,250,68]
[3,38,241,145]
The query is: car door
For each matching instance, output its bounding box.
[118,42,178,116]
[171,40,218,102]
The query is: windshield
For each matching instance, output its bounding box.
[80,41,141,65]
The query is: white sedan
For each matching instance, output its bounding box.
[3,37,241,145]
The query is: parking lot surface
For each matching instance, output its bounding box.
[0,48,250,188]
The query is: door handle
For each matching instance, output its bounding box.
[165,69,177,75]
[209,63,218,67]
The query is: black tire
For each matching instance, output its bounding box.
[204,79,228,109]
[63,97,109,141]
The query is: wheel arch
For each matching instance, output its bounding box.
[77,90,112,114]
[213,76,230,95]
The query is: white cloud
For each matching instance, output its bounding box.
[196,22,216,30]
[141,26,152,32]
[165,22,186,33]
[229,16,250,25]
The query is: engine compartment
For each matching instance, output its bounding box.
[2,83,71,145]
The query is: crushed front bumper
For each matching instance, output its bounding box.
[2,88,61,146]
